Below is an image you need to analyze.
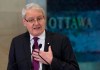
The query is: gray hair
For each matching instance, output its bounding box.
[22,3,45,18]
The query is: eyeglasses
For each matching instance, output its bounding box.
[25,16,44,23]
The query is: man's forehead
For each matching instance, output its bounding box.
[26,9,43,15]
[27,8,43,13]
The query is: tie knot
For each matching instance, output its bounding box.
[33,37,39,42]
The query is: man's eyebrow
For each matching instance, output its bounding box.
[27,16,43,19]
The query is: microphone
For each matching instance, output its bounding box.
[40,43,52,70]
[32,44,49,65]
[32,44,42,50]
[39,44,42,49]
[32,43,52,70]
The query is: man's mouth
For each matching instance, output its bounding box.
[33,27,41,30]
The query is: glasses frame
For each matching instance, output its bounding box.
[24,16,44,23]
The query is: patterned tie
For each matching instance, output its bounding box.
[32,37,39,70]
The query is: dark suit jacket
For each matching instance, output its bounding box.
[7,30,79,70]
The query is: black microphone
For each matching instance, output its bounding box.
[32,44,42,50]
[39,44,42,49]
[32,43,52,70]
[32,44,50,65]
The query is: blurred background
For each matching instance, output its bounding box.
[0,0,100,70]
[0,0,26,70]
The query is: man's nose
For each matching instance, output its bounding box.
[33,19,39,25]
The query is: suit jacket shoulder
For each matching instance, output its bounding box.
[12,32,29,41]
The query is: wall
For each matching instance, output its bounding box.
[0,0,26,70]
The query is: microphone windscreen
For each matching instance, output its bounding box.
[39,44,42,49]
[32,44,42,50]
[32,44,35,50]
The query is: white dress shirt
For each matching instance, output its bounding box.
[30,31,45,70]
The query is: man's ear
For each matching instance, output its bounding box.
[22,19,26,26]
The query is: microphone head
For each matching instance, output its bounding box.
[39,44,42,49]
[32,44,42,50]
[32,44,35,50]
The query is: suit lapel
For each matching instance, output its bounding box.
[44,31,52,52]
[22,32,31,69]
[42,31,52,70]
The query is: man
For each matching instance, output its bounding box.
[7,3,79,70]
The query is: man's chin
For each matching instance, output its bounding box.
[31,32,42,36]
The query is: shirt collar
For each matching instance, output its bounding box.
[30,30,45,41]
